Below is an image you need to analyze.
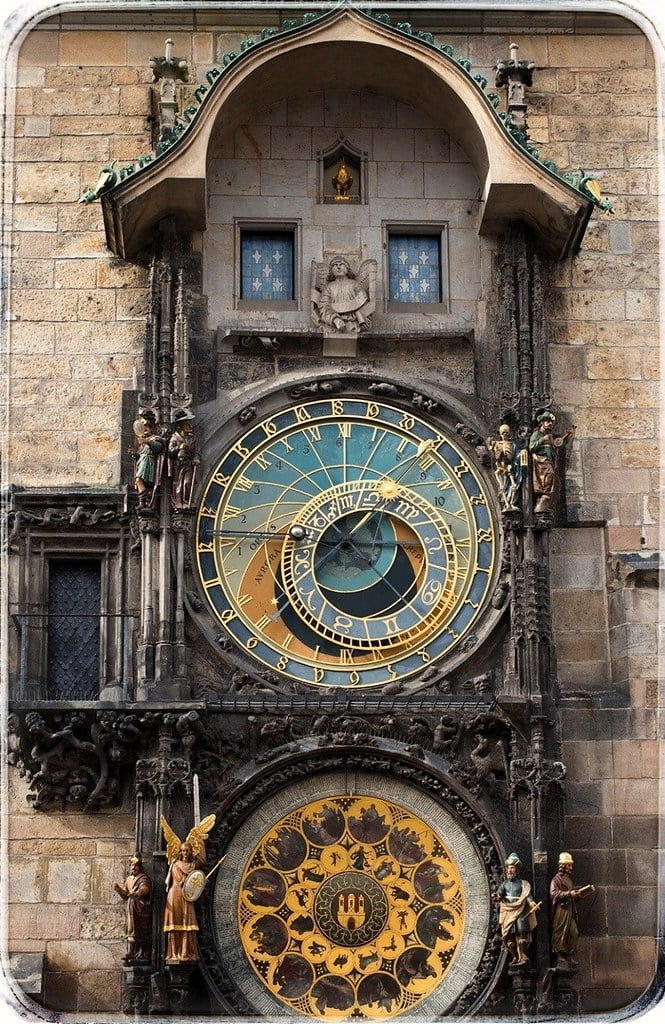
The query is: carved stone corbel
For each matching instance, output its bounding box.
[7,709,158,810]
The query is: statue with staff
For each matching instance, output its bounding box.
[168,410,200,510]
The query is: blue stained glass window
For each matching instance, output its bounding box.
[241,231,294,301]
[388,235,441,303]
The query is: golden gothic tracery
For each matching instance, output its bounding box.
[238,795,466,1018]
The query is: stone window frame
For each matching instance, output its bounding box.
[383,222,450,313]
[234,219,301,311]
[9,522,134,704]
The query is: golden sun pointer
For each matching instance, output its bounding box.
[378,478,400,499]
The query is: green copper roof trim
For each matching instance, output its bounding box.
[83,7,610,214]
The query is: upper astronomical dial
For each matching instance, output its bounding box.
[195,395,496,688]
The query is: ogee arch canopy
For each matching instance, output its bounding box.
[100,6,593,258]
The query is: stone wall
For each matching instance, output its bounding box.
[532,27,660,1014]
[205,87,481,335]
[4,5,660,1016]
[6,771,134,1011]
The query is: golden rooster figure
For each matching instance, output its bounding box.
[160,813,215,962]
[332,157,353,200]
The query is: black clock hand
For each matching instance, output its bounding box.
[210,528,423,555]
[346,538,421,548]
[309,514,404,573]
[271,535,420,624]
[210,528,420,550]
[210,529,284,539]
[312,533,350,574]
[314,518,424,573]
[211,524,339,542]
[342,452,426,544]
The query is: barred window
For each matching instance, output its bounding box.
[47,560,101,700]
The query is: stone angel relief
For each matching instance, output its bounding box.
[160,812,216,962]
[311,256,376,335]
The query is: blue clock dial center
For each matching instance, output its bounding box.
[314,512,397,591]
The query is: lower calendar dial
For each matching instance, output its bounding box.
[236,795,466,1019]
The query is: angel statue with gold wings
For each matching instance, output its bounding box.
[311,256,376,335]
[160,813,216,962]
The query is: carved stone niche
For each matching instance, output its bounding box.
[317,136,366,204]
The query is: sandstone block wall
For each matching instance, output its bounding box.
[7,771,134,1011]
[3,6,660,1015]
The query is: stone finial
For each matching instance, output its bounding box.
[495,42,536,141]
[149,39,189,141]
[149,38,189,84]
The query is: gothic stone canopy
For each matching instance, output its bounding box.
[100,6,593,260]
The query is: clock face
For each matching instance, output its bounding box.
[195,394,496,688]
[212,771,494,1019]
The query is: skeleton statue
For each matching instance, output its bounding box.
[487,424,523,510]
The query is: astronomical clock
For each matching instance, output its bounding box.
[4,4,619,1021]
[194,385,498,690]
[186,375,509,1019]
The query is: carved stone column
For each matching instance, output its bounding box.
[172,510,194,684]
[164,963,198,1014]
[133,710,202,1008]
[121,963,152,1016]
[136,222,193,700]
[136,509,160,698]
[495,226,567,1011]
[510,963,537,1018]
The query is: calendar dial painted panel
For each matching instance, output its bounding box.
[195,396,496,688]
[236,796,465,1019]
[211,771,495,1021]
